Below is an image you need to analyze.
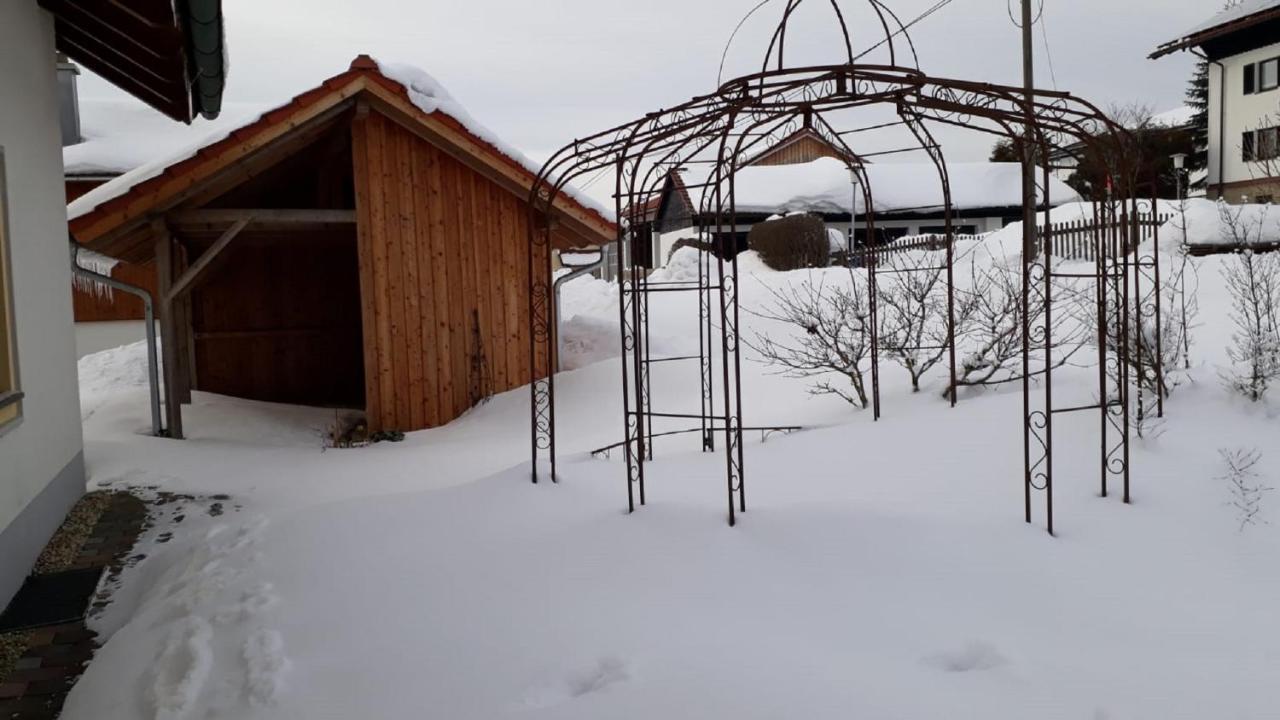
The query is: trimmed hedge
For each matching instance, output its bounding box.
[748,214,830,271]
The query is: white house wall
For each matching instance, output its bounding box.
[0,3,86,606]
[1208,40,1280,194]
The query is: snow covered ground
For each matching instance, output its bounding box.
[63,210,1280,720]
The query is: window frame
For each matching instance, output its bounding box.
[1261,127,1280,161]
[0,148,22,431]
[1261,58,1280,92]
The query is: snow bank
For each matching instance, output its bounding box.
[1161,199,1280,247]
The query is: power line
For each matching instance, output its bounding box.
[1039,2,1059,90]
[853,0,961,62]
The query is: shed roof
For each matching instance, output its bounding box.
[70,55,615,256]
[1151,0,1280,58]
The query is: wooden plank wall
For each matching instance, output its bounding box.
[352,109,549,432]
[189,229,365,408]
[753,135,844,166]
[72,260,155,322]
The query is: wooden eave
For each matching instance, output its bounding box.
[71,59,616,262]
[40,0,226,122]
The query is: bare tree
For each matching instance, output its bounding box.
[948,257,1091,396]
[748,273,873,408]
[1166,201,1202,372]
[875,249,978,392]
[1218,447,1272,532]
[1217,202,1280,401]
[1220,250,1280,401]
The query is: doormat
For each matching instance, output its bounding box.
[0,568,103,633]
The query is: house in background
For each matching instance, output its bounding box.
[0,0,226,610]
[1153,1,1280,202]
[70,57,613,439]
[648,157,1078,265]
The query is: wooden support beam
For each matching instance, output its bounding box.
[174,242,193,404]
[154,222,183,439]
[169,209,356,226]
[165,216,250,302]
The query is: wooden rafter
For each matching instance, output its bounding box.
[169,209,356,226]
[165,217,251,302]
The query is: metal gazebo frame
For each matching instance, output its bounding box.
[527,0,1163,533]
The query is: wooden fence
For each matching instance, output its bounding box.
[842,232,985,266]
[1040,212,1172,262]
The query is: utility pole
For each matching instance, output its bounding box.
[1020,0,1036,258]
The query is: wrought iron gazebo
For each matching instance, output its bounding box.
[527,0,1163,534]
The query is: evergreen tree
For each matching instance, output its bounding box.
[1186,59,1210,189]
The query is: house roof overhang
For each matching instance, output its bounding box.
[70,56,616,262]
[39,0,227,122]
[1150,7,1280,59]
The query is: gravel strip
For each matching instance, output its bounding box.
[0,491,115,681]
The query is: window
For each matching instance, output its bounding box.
[1257,195,1275,205]
[0,150,20,427]
[1243,58,1280,95]
[1262,59,1280,92]
[1243,126,1280,162]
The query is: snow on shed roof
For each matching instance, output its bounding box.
[68,56,613,230]
[65,97,266,178]
[680,158,1077,217]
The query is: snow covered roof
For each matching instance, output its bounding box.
[1151,0,1280,58]
[1150,106,1195,129]
[678,158,1078,218]
[65,98,266,179]
[1185,0,1280,37]
[68,56,614,237]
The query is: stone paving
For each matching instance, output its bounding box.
[0,493,147,720]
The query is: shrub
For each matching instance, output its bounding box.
[748,214,830,271]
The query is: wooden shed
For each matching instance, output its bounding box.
[69,56,614,438]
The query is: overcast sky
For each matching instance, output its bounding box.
[80,0,1216,205]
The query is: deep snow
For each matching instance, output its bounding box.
[62,213,1280,720]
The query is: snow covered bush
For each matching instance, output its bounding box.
[1219,249,1280,402]
[748,273,873,408]
[747,214,830,271]
[1217,448,1272,532]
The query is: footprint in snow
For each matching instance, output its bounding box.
[924,640,1007,673]
[149,617,214,720]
